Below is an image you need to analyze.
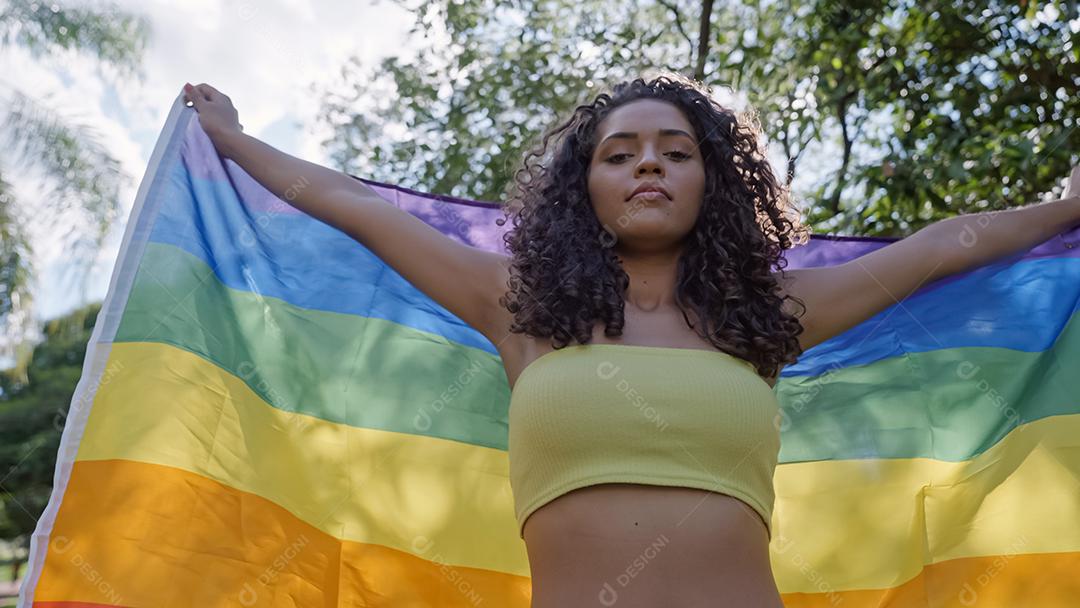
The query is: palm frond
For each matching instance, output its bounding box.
[0,87,130,256]
[0,0,151,80]
[0,168,37,374]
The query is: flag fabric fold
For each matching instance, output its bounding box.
[18,95,1080,607]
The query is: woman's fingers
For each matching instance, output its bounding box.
[182,82,234,113]
[181,83,221,103]
[181,82,242,139]
[1065,165,1079,199]
[195,83,228,102]
[183,89,197,108]
[182,83,203,106]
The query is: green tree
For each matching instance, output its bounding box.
[0,302,99,582]
[316,0,1077,237]
[0,0,151,373]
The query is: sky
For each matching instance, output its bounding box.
[0,0,423,364]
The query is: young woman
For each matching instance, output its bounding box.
[183,73,1080,607]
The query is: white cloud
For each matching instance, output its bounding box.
[1,0,419,335]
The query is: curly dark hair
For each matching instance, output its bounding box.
[495,71,811,378]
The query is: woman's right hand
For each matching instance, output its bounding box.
[182,82,243,143]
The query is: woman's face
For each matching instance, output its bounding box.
[586,98,706,254]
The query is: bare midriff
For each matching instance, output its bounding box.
[522,483,784,607]
[496,308,785,607]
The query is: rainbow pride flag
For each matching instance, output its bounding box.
[18,95,1080,607]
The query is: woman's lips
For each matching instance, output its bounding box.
[629,191,669,201]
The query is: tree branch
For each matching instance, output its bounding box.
[656,0,694,56]
[694,0,715,81]
[825,89,859,214]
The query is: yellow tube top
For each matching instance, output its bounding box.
[508,343,781,540]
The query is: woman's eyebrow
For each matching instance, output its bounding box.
[599,129,696,146]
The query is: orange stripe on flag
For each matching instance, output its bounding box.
[781,550,1080,607]
[32,459,531,607]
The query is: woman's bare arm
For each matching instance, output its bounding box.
[184,83,510,342]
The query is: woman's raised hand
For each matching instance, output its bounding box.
[1065,165,1079,200]
[182,82,243,142]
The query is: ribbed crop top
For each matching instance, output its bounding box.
[508,343,781,540]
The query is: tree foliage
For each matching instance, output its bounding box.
[0,303,98,559]
[0,0,150,368]
[317,0,1078,237]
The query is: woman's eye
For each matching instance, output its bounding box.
[606,152,691,162]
